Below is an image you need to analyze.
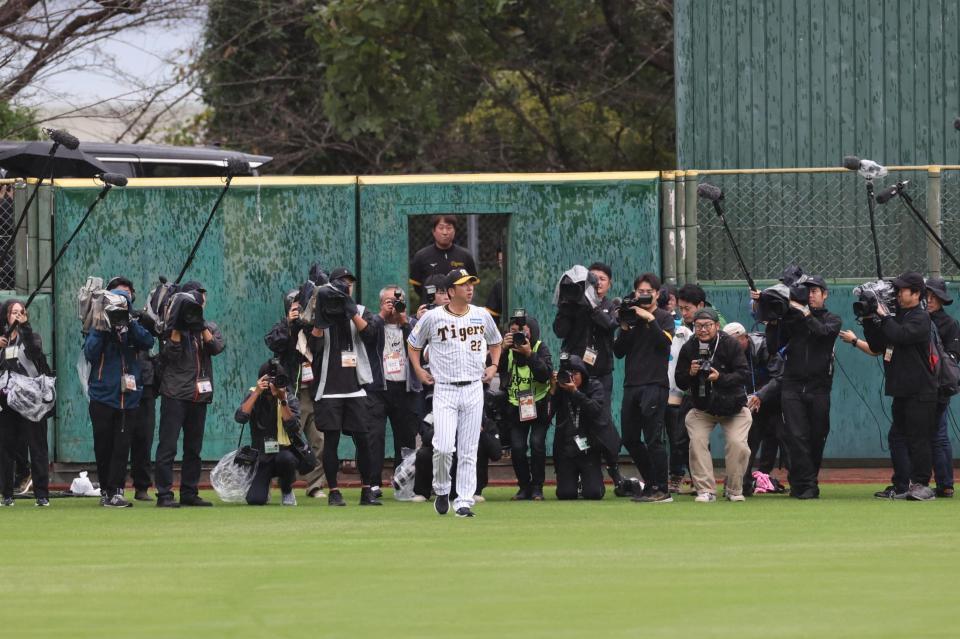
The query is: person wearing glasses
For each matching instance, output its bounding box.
[674,308,752,502]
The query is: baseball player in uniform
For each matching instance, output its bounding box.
[408,269,502,517]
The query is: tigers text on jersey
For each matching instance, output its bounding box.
[407,304,502,384]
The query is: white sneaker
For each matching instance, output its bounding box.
[282,492,297,506]
[694,492,717,503]
[411,495,427,503]
[473,494,485,503]
[307,488,326,499]
[726,494,746,502]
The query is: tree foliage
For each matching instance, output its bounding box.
[202,0,674,173]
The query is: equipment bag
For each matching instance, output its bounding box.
[929,323,960,398]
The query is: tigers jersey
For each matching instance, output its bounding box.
[407,304,502,384]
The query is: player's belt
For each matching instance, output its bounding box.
[440,381,478,387]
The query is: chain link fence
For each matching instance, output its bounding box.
[694,169,930,281]
[939,169,960,278]
[0,182,17,290]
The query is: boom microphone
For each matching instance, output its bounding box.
[45,128,79,150]
[875,182,909,205]
[226,157,250,176]
[842,155,888,180]
[97,172,128,187]
[954,117,960,131]
[696,182,723,203]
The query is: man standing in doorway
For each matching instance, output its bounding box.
[409,215,478,297]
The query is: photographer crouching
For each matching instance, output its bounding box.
[84,282,154,508]
[551,355,608,500]
[235,360,316,506]
[674,309,752,502]
[858,272,939,501]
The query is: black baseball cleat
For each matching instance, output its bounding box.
[455,507,475,518]
[328,490,346,506]
[180,495,213,507]
[156,495,180,508]
[359,487,382,506]
[434,493,450,515]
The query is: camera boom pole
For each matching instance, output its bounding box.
[174,175,233,285]
[24,182,116,309]
[710,200,757,291]
[865,181,884,280]
[896,186,960,272]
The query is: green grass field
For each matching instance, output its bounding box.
[0,484,955,638]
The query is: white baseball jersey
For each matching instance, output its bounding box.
[407,304,502,383]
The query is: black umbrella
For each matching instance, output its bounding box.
[0,141,110,178]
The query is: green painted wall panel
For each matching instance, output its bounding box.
[51,183,356,462]
[359,177,662,444]
[676,0,960,169]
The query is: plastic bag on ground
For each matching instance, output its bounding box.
[391,447,417,501]
[211,449,259,503]
[70,471,100,497]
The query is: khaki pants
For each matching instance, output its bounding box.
[685,407,752,497]
[298,388,325,494]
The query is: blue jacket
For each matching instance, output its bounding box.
[84,303,154,409]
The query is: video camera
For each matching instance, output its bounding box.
[755,267,812,322]
[557,272,598,306]
[166,291,205,333]
[852,279,896,318]
[102,291,131,330]
[616,293,653,327]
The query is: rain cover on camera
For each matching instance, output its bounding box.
[210,449,259,503]
[0,371,56,422]
[553,265,601,309]
[391,447,417,501]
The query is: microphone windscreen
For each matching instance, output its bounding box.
[954,117,960,131]
[842,155,861,171]
[99,172,128,187]
[49,129,79,150]
[875,185,899,204]
[226,157,251,176]
[696,182,723,202]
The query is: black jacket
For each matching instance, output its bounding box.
[234,390,301,454]
[159,321,225,403]
[264,319,324,396]
[552,297,617,376]
[864,306,937,399]
[675,332,750,416]
[613,307,674,388]
[550,377,608,458]
[931,309,960,360]
[409,243,477,293]
[768,307,840,393]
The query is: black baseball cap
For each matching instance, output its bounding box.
[891,271,925,291]
[926,277,953,305]
[423,274,447,289]
[329,267,356,283]
[800,274,828,290]
[180,280,207,294]
[445,268,479,289]
[692,308,720,323]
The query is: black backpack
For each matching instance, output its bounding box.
[929,323,960,398]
